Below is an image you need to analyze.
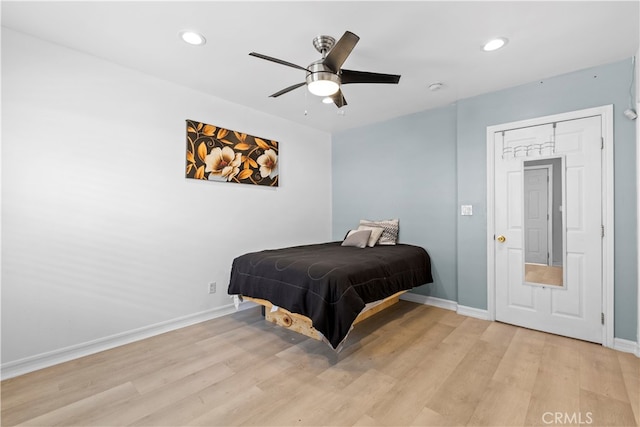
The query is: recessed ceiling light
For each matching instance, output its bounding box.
[428,82,444,91]
[179,30,206,46]
[483,37,508,52]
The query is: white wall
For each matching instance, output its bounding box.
[1,29,332,375]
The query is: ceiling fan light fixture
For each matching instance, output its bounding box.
[322,96,334,104]
[307,73,340,96]
[308,80,340,96]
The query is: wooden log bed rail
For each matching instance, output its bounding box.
[242,290,407,342]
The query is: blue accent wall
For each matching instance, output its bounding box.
[333,58,637,341]
[332,105,458,302]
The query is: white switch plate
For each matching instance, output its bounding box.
[461,205,473,216]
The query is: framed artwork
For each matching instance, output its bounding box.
[185,119,279,187]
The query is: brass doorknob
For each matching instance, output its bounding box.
[497,235,506,243]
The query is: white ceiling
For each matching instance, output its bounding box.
[2,1,639,133]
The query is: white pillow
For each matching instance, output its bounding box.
[357,225,384,247]
[341,229,372,248]
[359,219,399,245]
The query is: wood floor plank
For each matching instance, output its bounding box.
[352,414,384,426]
[183,385,266,426]
[466,380,531,426]
[83,361,236,426]
[374,321,455,381]
[313,368,397,426]
[617,351,640,426]
[479,321,518,347]
[239,367,337,426]
[2,302,638,427]
[410,406,459,426]
[524,344,582,426]
[579,345,631,403]
[437,309,467,328]
[425,338,508,425]
[131,356,292,427]
[580,388,637,427]
[11,326,221,422]
[364,320,489,426]
[491,328,546,393]
[131,342,244,394]
[15,382,139,427]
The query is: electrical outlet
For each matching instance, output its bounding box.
[208,282,216,294]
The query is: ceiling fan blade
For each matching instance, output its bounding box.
[269,82,306,98]
[330,89,347,108]
[249,52,309,72]
[323,31,360,73]
[340,69,401,85]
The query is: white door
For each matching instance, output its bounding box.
[494,116,603,343]
[524,167,550,265]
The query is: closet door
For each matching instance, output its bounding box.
[494,116,603,343]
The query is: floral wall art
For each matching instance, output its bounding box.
[185,120,279,187]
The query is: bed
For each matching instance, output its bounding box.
[227,240,433,349]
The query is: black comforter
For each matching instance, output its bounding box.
[227,242,433,348]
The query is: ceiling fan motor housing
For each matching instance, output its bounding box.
[306,60,341,86]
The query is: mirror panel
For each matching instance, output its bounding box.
[523,157,565,287]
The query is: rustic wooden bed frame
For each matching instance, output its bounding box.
[242,290,407,342]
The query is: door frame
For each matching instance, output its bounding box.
[486,105,614,348]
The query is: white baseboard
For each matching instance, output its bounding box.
[613,338,640,357]
[1,303,245,380]
[456,305,490,320]
[400,293,489,320]
[399,293,458,311]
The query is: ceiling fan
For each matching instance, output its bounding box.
[249,31,401,108]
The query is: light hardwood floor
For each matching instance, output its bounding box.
[2,301,638,426]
